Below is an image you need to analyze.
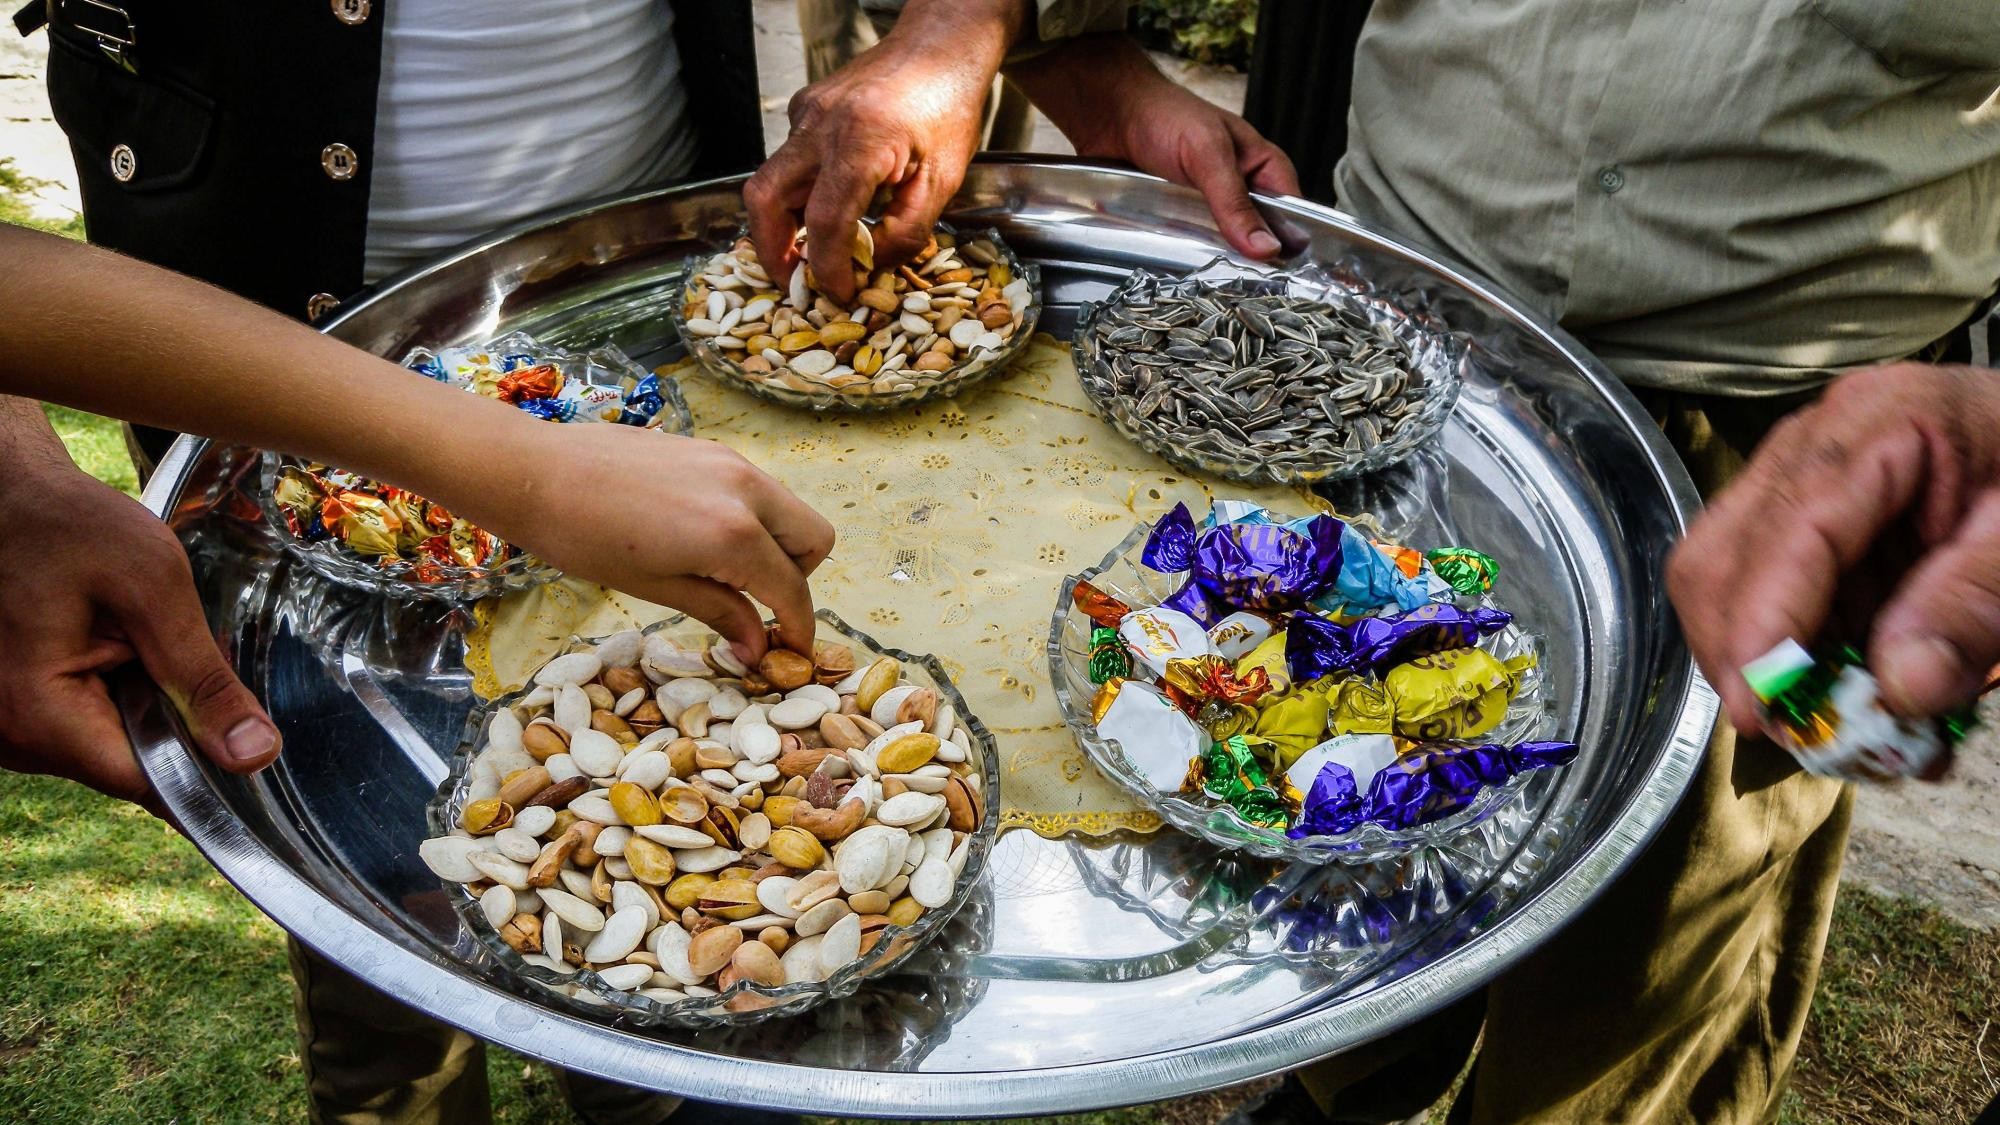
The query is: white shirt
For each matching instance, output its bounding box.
[363,0,698,283]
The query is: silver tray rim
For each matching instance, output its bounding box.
[127,159,1718,1115]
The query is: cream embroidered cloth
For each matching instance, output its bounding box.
[466,336,1310,837]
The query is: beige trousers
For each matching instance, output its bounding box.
[1303,391,1852,1125]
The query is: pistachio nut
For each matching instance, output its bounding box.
[768,825,827,869]
[608,782,663,827]
[854,658,900,712]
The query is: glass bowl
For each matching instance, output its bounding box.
[1048,524,1556,865]
[669,222,1041,412]
[261,332,692,605]
[1072,261,1467,484]
[424,609,1001,1029]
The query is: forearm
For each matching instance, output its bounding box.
[875,0,1028,80]
[0,225,540,522]
[1005,33,1155,154]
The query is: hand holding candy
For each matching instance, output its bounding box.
[1668,363,2000,736]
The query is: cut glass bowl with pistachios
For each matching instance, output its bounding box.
[261,331,693,604]
[421,610,999,1029]
[1047,523,1553,865]
[1073,258,1468,484]
[671,221,1041,412]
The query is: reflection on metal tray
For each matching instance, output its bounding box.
[124,159,1715,1116]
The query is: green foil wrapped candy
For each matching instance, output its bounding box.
[1196,734,1298,829]
[1428,547,1500,596]
[1087,626,1131,684]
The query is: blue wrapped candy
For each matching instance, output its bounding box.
[517,398,580,422]
[619,374,667,426]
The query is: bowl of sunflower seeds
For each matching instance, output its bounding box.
[1073,266,1468,484]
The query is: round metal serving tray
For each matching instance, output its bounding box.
[124,159,1714,1116]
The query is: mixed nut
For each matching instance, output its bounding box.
[679,222,1034,398]
[419,627,987,1014]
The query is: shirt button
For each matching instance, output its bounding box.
[321,143,359,181]
[109,144,137,182]
[306,292,342,321]
[331,0,371,24]
[1596,166,1625,194]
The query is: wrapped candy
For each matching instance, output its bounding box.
[1118,606,1217,676]
[1287,603,1514,682]
[1071,579,1132,628]
[619,374,667,426]
[1329,648,1535,741]
[1191,735,1298,828]
[1285,733,1399,797]
[495,363,562,403]
[1237,633,1293,697]
[1195,499,1432,617]
[1087,626,1131,684]
[1355,740,1578,830]
[1251,680,1337,769]
[1144,502,1346,625]
[326,492,402,558]
[1162,655,1273,740]
[1095,680,1207,789]
[1742,639,1971,781]
[1428,547,1499,596]
[1090,678,1126,724]
[1208,611,1277,661]
[1286,733,1402,837]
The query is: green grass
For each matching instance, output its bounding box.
[0,157,84,239]
[1778,892,2000,1122]
[42,404,137,496]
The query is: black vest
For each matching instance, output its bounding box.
[17,0,762,321]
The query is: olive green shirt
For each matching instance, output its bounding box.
[1335,0,2000,395]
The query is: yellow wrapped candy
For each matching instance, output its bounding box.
[1252,680,1336,770]
[1236,634,1292,698]
[332,494,402,557]
[1383,648,1536,741]
[1091,677,1128,724]
[1328,679,1395,737]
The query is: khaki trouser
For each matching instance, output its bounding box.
[288,938,678,1125]
[1302,391,1854,1125]
[795,0,1036,151]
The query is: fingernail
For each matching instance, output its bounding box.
[225,718,279,764]
[733,640,760,666]
[1879,635,1968,716]
[1248,230,1281,258]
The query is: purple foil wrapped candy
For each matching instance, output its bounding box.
[1290,760,1365,837]
[1142,501,1200,573]
[1144,502,1347,625]
[1360,740,1578,831]
[1285,612,1350,684]
[1343,604,1513,676]
[1284,603,1513,684]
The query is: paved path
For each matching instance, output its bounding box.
[6,7,1996,930]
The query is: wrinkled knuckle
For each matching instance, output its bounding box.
[184,662,244,715]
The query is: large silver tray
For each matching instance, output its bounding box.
[125,160,1714,1116]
